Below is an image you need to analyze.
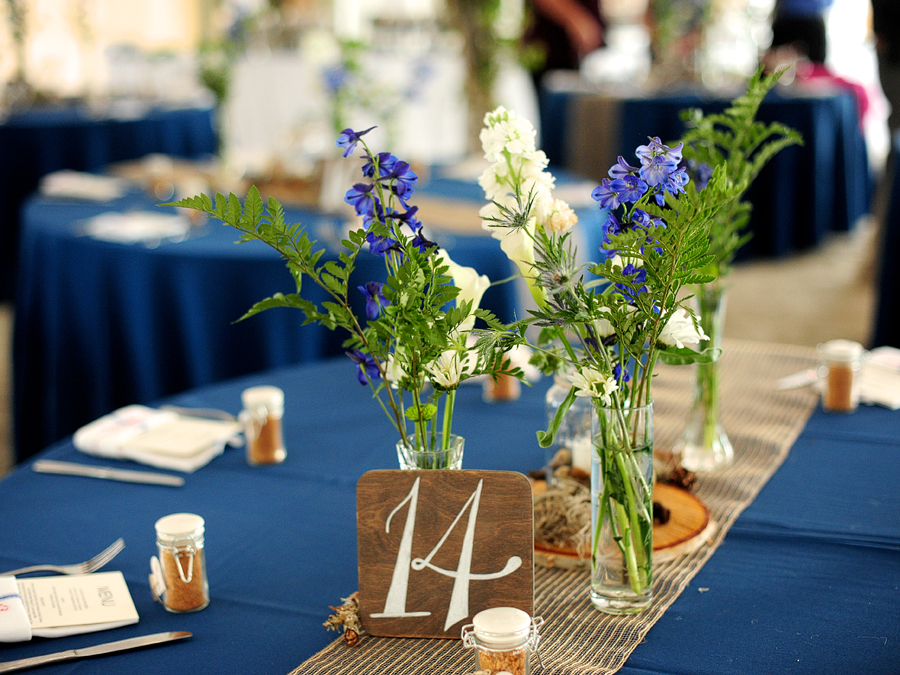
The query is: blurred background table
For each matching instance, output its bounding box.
[0,101,217,301]
[0,341,897,674]
[540,78,871,259]
[12,169,603,462]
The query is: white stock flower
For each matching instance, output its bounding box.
[659,308,708,349]
[436,250,491,332]
[566,367,618,405]
[478,162,512,201]
[480,108,537,162]
[425,350,465,389]
[547,199,577,234]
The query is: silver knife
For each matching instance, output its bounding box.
[32,460,185,487]
[0,631,192,673]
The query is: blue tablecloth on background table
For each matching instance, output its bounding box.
[540,83,871,259]
[0,103,217,300]
[0,349,897,675]
[12,174,605,462]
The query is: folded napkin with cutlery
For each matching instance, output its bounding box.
[74,405,242,472]
[0,573,138,642]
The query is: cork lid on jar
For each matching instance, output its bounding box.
[817,339,864,364]
[472,607,531,648]
[155,513,205,545]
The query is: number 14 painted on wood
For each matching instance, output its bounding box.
[357,470,534,638]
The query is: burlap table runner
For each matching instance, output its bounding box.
[290,339,819,675]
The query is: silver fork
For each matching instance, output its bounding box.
[0,538,125,577]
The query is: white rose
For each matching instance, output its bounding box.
[565,367,618,405]
[384,351,409,389]
[659,308,707,349]
[436,250,491,332]
[547,199,577,233]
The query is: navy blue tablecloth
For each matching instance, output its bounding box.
[541,86,871,259]
[12,176,605,462]
[0,103,217,301]
[0,356,897,674]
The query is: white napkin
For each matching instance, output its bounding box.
[83,211,191,243]
[860,347,900,410]
[0,577,32,642]
[74,405,242,473]
[39,170,127,202]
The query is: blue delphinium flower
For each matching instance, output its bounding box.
[345,182,376,215]
[613,362,631,384]
[366,231,398,257]
[610,174,648,204]
[615,263,649,305]
[347,350,380,385]
[592,179,620,210]
[358,281,389,319]
[380,160,418,207]
[335,127,376,158]
[410,230,438,253]
[688,160,714,191]
[609,156,640,179]
[362,151,395,178]
[322,65,348,94]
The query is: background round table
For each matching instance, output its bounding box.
[0,102,217,301]
[12,172,605,462]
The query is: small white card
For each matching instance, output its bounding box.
[17,572,139,630]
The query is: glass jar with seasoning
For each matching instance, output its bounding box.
[461,607,543,675]
[241,385,286,465]
[817,339,865,413]
[152,513,209,613]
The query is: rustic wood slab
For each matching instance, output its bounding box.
[534,481,714,568]
[357,470,534,639]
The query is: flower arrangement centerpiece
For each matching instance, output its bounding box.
[673,67,802,472]
[167,126,518,470]
[476,107,740,613]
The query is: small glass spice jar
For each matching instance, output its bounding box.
[461,607,543,675]
[152,513,209,613]
[817,339,865,413]
[241,385,286,465]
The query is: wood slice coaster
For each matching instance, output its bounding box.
[534,481,715,569]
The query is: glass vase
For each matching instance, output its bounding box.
[676,284,733,472]
[544,374,593,484]
[396,434,464,470]
[590,403,654,614]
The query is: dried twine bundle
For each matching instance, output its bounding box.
[533,478,591,554]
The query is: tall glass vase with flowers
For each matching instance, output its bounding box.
[167,127,519,470]
[474,107,740,613]
[674,67,802,472]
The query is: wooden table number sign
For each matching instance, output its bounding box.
[356,470,534,639]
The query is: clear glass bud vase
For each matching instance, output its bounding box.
[590,403,654,614]
[676,284,733,472]
[396,433,464,470]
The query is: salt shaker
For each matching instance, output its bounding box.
[150,513,209,613]
[241,385,286,465]
[461,607,543,675]
[816,339,864,413]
